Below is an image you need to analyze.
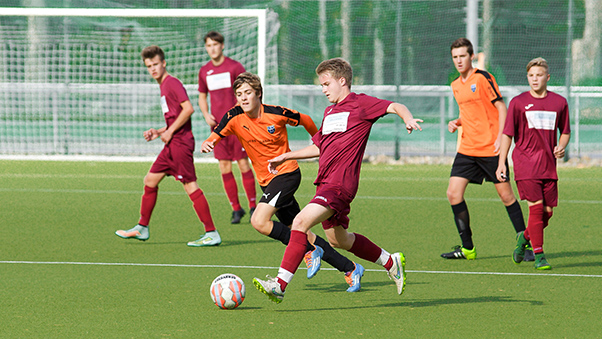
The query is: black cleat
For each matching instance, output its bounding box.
[231,209,246,224]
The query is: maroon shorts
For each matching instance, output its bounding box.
[516,179,558,207]
[309,183,354,230]
[214,134,247,161]
[150,142,197,183]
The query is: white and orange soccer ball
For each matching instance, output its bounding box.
[210,273,246,309]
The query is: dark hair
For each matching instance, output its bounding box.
[315,57,353,89]
[450,38,474,56]
[233,72,263,101]
[141,45,164,61]
[204,31,224,44]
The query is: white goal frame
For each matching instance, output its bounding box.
[0,7,268,82]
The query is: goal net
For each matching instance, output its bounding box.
[0,8,275,156]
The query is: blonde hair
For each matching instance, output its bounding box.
[526,57,549,73]
[315,58,353,89]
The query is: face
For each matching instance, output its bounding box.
[318,72,347,103]
[205,38,224,60]
[144,55,166,82]
[451,46,473,74]
[235,83,261,114]
[527,66,550,93]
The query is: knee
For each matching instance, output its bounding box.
[447,188,461,204]
[251,215,271,236]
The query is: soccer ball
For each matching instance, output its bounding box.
[210,273,245,309]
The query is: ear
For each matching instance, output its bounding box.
[338,77,347,87]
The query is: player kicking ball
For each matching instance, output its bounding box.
[496,57,570,270]
[201,72,365,292]
[115,45,220,247]
[253,58,422,303]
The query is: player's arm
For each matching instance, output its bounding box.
[298,113,318,136]
[496,134,513,182]
[268,144,320,174]
[386,102,423,134]
[494,99,508,153]
[198,92,216,129]
[554,133,571,159]
[160,100,194,144]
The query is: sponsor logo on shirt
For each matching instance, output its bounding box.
[160,96,169,115]
[207,70,214,75]
[471,84,477,92]
[322,112,350,135]
[267,125,275,134]
[206,72,231,91]
[526,110,557,130]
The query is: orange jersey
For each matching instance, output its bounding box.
[206,104,317,186]
[451,69,503,157]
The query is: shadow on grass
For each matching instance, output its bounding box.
[305,280,428,293]
[548,249,602,259]
[120,239,273,247]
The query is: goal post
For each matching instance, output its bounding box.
[0,7,269,156]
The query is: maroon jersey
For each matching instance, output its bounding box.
[504,91,570,180]
[198,56,246,121]
[312,93,392,197]
[160,75,194,144]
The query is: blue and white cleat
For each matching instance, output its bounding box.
[187,231,221,247]
[387,252,406,295]
[304,245,324,279]
[345,262,365,292]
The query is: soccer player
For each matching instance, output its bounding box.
[201,72,365,292]
[115,45,220,246]
[198,31,257,224]
[496,57,570,270]
[441,38,532,260]
[253,58,423,303]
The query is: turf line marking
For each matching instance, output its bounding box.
[1,187,601,205]
[1,261,600,278]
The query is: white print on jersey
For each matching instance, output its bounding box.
[160,96,169,114]
[526,110,556,130]
[525,104,534,110]
[322,112,350,135]
[206,72,232,91]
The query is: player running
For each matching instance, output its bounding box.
[253,58,422,303]
[115,45,220,246]
[201,72,365,291]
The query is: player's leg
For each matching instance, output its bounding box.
[219,159,245,223]
[236,156,257,215]
[115,171,165,241]
[253,203,332,303]
[184,181,220,247]
[442,175,476,259]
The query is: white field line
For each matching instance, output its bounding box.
[0,187,600,204]
[1,260,600,278]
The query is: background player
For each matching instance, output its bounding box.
[253,58,422,303]
[201,72,365,292]
[496,57,570,270]
[198,31,257,224]
[441,38,532,261]
[116,45,220,247]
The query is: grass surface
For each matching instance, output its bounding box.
[1,160,601,338]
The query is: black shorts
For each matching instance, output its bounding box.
[260,168,302,226]
[450,153,509,185]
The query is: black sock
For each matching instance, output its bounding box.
[506,200,526,233]
[268,221,291,245]
[452,201,473,250]
[313,235,356,273]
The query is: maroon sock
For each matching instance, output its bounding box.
[543,210,553,229]
[528,204,545,253]
[222,172,241,211]
[278,230,308,290]
[241,170,257,209]
[138,185,158,226]
[189,189,215,232]
[349,233,382,263]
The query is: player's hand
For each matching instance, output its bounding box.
[160,130,173,144]
[405,119,423,134]
[496,164,508,182]
[204,114,217,129]
[448,119,459,133]
[554,145,565,159]
[267,154,286,174]
[201,140,215,153]
[143,128,159,142]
